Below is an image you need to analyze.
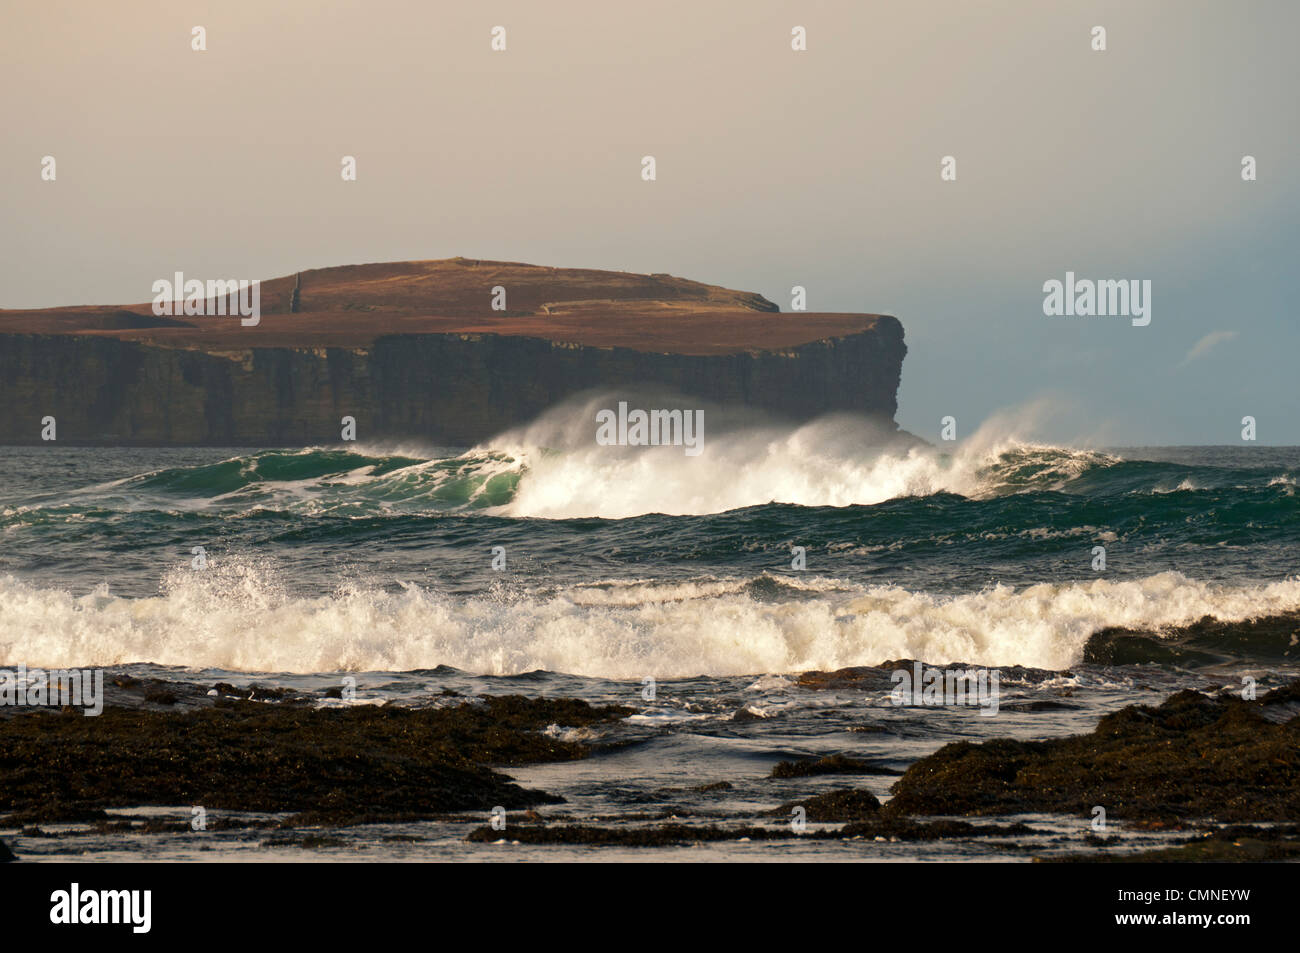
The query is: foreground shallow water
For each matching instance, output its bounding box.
[6,661,1294,862]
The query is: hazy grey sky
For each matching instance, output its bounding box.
[3,0,1297,444]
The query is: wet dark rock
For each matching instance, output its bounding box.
[0,674,314,716]
[280,809,465,827]
[212,682,303,703]
[262,834,348,849]
[797,666,887,691]
[1123,816,1190,831]
[842,816,1034,837]
[998,700,1080,713]
[29,815,281,836]
[770,753,901,778]
[465,816,1037,846]
[840,818,1037,841]
[773,788,882,821]
[0,693,633,826]
[0,839,15,862]
[467,823,796,845]
[887,679,1300,822]
[1084,612,1300,667]
[799,660,1061,692]
[22,675,217,714]
[3,805,111,826]
[692,781,733,793]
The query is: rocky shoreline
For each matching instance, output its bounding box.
[2,671,1296,862]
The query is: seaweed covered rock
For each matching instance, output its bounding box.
[0,693,633,825]
[773,788,882,821]
[886,680,1300,822]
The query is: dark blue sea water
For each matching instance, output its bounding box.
[2,428,1298,860]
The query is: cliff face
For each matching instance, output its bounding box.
[0,259,906,446]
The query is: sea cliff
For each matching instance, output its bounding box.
[0,258,906,446]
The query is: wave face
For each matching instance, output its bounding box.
[6,428,1295,521]
[2,407,1298,675]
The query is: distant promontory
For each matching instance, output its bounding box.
[0,258,907,446]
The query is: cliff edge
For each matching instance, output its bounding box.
[0,258,907,446]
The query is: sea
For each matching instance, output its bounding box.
[2,407,1298,861]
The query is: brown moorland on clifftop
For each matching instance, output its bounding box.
[0,257,888,356]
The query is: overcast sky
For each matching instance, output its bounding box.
[3,0,1297,444]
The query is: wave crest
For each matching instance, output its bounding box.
[4,569,1298,677]
[18,402,1296,520]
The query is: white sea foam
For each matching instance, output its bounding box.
[50,420,1109,522]
[3,569,1297,678]
[476,398,1113,519]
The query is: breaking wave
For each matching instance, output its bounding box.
[4,568,1299,677]
[20,407,1294,521]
